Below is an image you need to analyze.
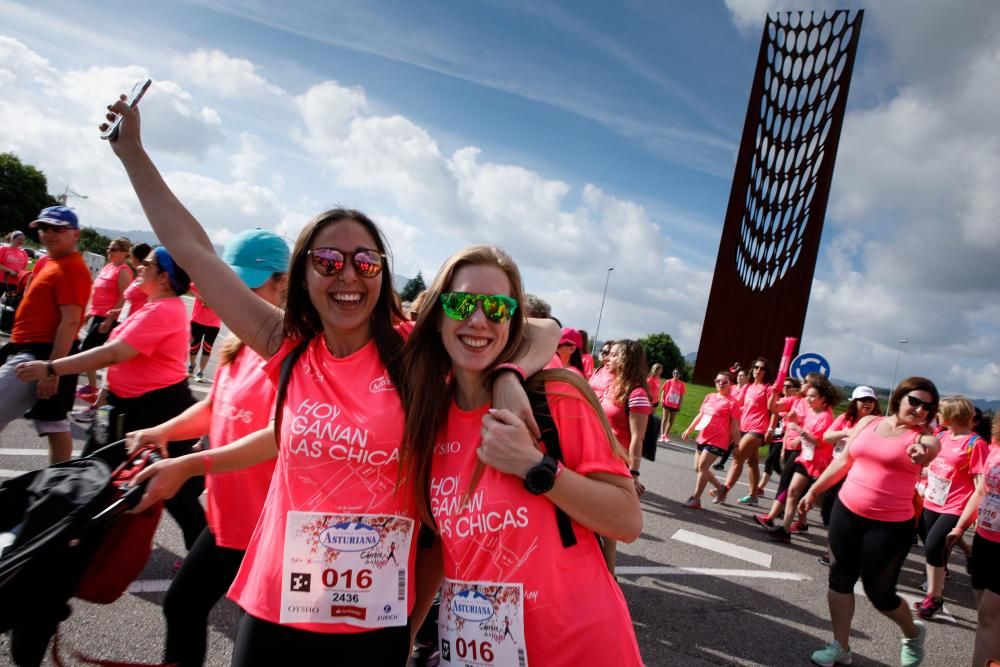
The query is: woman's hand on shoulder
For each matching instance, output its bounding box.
[478,408,543,478]
[907,434,940,466]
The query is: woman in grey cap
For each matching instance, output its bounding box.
[127,229,289,667]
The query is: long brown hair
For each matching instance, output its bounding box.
[282,209,405,390]
[609,339,649,406]
[401,246,622,530]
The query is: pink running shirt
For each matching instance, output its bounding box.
[588,366,612,397]
[838,418,924,522]
[775,396,808,451]
[661,378,686,409]
[190,283,222,328]
[205,344,279,550]
[600,386,652,449]
[923,430,989,516]
[0,245,28,285]
[694,392,740,449]
[647,376,661,406]
[106,297,189,398]
[228,335,418,634]
[976,444,1000,543]
[797,408,835,478]
[581,353,594,379]
[88,262,132,317]
[739,383,774,433]
[430,382,643,666]
[120,278,148,319]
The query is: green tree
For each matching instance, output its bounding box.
[0,153,59,236]
[400,271,427,302]
[78,227,114,255]
[639,332,686,377]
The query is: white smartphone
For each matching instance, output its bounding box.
[101,77,152,141]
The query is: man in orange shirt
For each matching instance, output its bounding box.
[0,207,92,463]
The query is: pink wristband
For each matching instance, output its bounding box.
[492,362,527,383]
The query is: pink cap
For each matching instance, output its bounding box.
[559,328,583,349]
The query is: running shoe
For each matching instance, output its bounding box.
[712,461,726,471]
[819,553,831,566]
[187,364,194,376]
[710,486,729,504]
[899,620,926,667]
[70,406,96,423]
[753,514,774,529]
[913,596,943,619]
[737,494,759,506]
[767,526,792,544]
[789,520,809,534]
[681,496,702,509]
[195,372,205,383]
[810,640,852,666]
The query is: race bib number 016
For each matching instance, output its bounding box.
[439,579,527,667]
[979,493,1000,532]
[280,512,413,628]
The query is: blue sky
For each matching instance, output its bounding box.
[2,0,999,398]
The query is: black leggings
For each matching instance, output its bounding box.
[820,479,844,526]
[232,614,410,667]
[763,440,783,476]
[921,508,960,567]
[164,528,245,667]
[827,498,915,611]
[775,449,801,501]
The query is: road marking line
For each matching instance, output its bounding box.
[852,582,957,624]
[671,528,773,568]
[617,566,809,581]
[0,448,82,457]
[128,579,173,593]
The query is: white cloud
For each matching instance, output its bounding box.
[173,49,285,98]
[231,131,266,181]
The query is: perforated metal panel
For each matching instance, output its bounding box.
[693,11,862,384]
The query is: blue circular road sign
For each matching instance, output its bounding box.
[790,352,831,380]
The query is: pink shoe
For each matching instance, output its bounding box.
[75,384,99,401]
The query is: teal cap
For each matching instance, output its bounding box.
[223,229,290,289]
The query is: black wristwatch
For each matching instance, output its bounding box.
[523,454,559,495]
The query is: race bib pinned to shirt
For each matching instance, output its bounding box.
[979,493,1000,532]
[439,578,528,667]
[280,511,413,628]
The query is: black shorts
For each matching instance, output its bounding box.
[792,462,812,479]
[741,430,765,440]
[970,533,1000,595]
[698,444,728,458]
[80,315,114,352]
[190,322,221,350]
[664,406,679,414]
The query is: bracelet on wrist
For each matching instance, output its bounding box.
[630,469,640,477]
[491,362,527,383]
[46,361,56,378]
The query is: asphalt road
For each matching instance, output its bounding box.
[0,343,982,665]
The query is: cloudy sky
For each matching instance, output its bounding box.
[2,0,998,399]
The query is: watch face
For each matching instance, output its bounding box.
[525,462,556,495]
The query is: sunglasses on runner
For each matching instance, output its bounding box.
[440,292,518,324]
[905,395,934,412]
[307,247,385,278]
[753,364,766,370]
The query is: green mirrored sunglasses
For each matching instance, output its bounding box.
[440,292,518,324]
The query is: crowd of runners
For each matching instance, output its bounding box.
[0,90,997,667]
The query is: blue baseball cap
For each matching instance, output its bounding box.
[30,206,80,229]
[223,229,290,289]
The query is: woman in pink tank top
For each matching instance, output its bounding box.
[800,377,941,667]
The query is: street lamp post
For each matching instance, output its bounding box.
[58,185,88,206]
[591,267,614,356]
[889,338,909,393]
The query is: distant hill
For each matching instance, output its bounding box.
[92,227,223,255]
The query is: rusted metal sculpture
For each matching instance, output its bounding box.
[694,10,863,384]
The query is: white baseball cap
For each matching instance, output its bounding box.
[851,386,877,401]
